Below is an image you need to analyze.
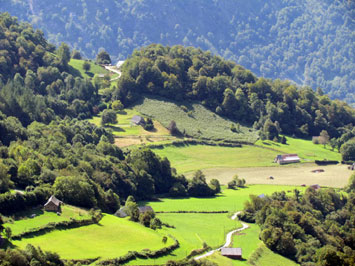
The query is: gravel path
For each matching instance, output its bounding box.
[194,211,249,260]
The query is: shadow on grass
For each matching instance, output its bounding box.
[68,65,82,77]
[108,125,125,132]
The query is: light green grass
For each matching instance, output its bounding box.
[134,96,258,143]
[4,205,89,235]
[13,214,171,260]
[256,136,341,162]
[143,185,306,213]
[206,224,298,266]
[151,144,278,173]
[129,213,241,265]
[68,59,108,79]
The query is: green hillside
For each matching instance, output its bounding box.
[134,96,258,143]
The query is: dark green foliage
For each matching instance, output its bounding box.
[112,44,354,139]
[96,50,111,65]
[0,13,99,125]
[2,1,353,105]
[340,139,355,161]
[143,117,154,131]
[0,244,65,265]
[71,50,82,59]
[240,181,355,265]
[101,109,117,126]
[187,170,214,197]
[83,61,91,72]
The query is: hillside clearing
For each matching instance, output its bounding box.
[13,214,171,260]
[68,59,108,79]
[134,96,258,143]
[4,205,89,236]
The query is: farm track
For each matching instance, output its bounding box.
[194,211,249,260]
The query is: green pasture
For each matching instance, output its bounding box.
[206,223,297,266]
[134,96,258,143]
[151,144,277,173]
[4,205,89,235]
[256,136,341,161]
[68,59,108,79]
[13,214,171,260]
[143,185,305,213]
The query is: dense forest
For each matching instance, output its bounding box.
[0,0,353,105]
[239,174,355,265]
[112,44,355,142]
[0,13,220,216]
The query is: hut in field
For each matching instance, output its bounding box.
[310,184,321,191]
[220,247,242,260]
[131,115,145,126]
[115,206,128,218]
[44,195,62,212]
[274,154,300,164]
[138,206,154,214]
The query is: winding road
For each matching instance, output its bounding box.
[194,211,249,260]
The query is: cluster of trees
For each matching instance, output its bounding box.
[239,174,355,265]
[0,117,220,214]
[113,44,354,139]
[1,1,353,105]
[0,13,100,127]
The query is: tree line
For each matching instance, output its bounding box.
[1,0,353,105]
[239,174,355,265]
[112,44,354,141]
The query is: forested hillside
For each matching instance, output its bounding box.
[1,0,353,105]
[112,44,355,141]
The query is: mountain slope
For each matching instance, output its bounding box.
[1,0,354,104]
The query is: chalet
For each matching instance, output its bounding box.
[44,195,62,212]
[220,247,242,260]
[274,154,300,165]
[138,206,154,214]
[131,115,145,126]
[310,184,321,191]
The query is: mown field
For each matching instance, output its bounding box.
[134,96,258,143]
[190,164,351,188]
[13,214,172,260]
[4,205,89,235]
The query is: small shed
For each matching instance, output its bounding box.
[258,193,266,199]
[44,195,62,212]
[274,154,300,165]
[310,184,321,191]
[115,206,128,218]
[221,247,242,260]
[131,115,145,126]
[138,206,154,214]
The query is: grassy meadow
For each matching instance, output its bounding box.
[255,137,341,161]
[13,214,172,260]
[134,96,259,143]
[68,58,109,79]
[4,205,89,235]
[143,184,306,213]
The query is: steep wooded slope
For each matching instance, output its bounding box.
[1,0,354,104]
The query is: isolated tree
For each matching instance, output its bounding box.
[319,130,330,148]
[340,139,355,161]
[57,42,71,69]
[111,100,124,111]
[101,109,117,126]
[96,50,111,65]
[168,120,180,136]
[83,61,91,72]
[4,227,11,240]
[71,50,82,59]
